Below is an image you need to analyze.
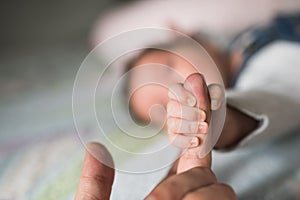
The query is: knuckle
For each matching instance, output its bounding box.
[155,177,181,199]
[191,112,199,121]
[81,174,109,186]
[166,101,178,115]
[214,183,237,200]
[167,175,180,187]
[93,174,109,184]
[190,167,217,182]
[189,108,204,121]
[168,132,184,148]
[191,123,198,133]
[203,167,217,181]
[183,192,199,200]
[167,117,176,131]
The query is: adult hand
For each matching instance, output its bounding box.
[145,166,237,200]
[75,142,237,200]
[75,142,114,200]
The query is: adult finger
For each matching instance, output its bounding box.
[183,183,237,200]
[75,142,115,200]
[183,73,210,115]
[168,83,196,106]
[177,73,212,173]
[145,167,217,200]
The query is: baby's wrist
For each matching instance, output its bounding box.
[214,106,258,149]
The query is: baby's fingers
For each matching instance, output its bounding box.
[167,117,209,134]
[208,84,225,111]
[168,132,201,149]
[167,100,206,121]
[168,83,196,106]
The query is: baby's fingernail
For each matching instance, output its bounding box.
[187,96,196,106]
[199,122,208,133]
[198,109,206,121]
[190,137,200,147]
[211,99,219,110]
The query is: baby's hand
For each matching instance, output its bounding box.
[167,73,224,173]
[167,87,207,149]
[167,74,209,149]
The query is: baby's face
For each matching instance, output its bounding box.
[128,49,199,123]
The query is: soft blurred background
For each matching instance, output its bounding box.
[0,0,122,199]
[1,0,300,199]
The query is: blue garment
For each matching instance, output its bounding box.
[230,14,300,87]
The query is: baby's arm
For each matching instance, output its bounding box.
[223,41,300,148]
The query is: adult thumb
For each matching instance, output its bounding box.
[75,142,115,200]
[177,73,212,173]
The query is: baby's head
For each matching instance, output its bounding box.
[125,34,230,124]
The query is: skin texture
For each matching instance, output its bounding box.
[75,142,238,200]
[75,143,114,200]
